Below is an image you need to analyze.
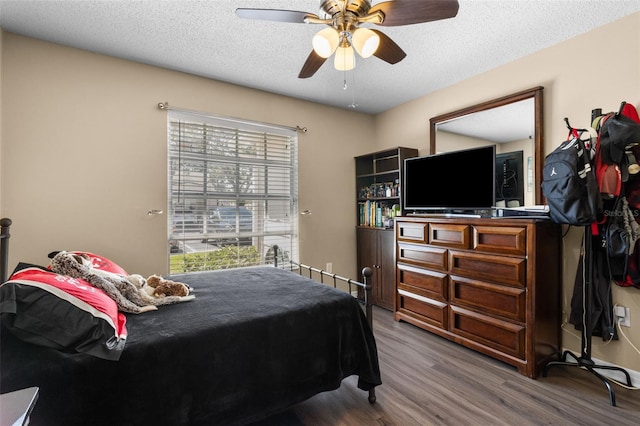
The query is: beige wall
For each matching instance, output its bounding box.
[375,13,640,374]
[0,32,375,281]
[2,12,640,375]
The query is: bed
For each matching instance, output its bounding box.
[0,218,381,425]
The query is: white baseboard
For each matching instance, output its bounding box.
[556,348,640,388]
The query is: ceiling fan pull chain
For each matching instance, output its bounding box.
[349,69,358,109]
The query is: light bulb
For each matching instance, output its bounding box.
[352,28,380,58]
[334,45,355,71]
[312,27,339,58]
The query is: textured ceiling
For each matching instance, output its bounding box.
[1,0,639,114]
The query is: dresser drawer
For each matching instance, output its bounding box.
[397,221,428,243]
[450,250,526,288]
[473,225,526,256]
[397,289,447,329]
[397,242,447,271]
[449,305,525,359]
[450,275,526,322]
[398,264,447,301]
[429,223,471,249]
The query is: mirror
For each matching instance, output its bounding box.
[430,86,544,206]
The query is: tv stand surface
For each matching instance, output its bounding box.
[408,212,482,218]
[406,208,494,218]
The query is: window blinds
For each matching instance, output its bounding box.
[167,110,298,273]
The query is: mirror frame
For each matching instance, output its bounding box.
[429,86,544,205]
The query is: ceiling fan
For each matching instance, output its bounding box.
[236,0,460,78]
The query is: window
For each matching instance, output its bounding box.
[167,110,298,273]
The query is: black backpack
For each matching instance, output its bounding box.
[541,132,602,226]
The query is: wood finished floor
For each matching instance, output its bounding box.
[253,306,640,426]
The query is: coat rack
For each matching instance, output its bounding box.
[542,111,633,406]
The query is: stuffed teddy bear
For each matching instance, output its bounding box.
[50,251,194,314]
[145,274,191,297]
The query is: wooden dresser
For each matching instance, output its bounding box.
[394,216,561,378]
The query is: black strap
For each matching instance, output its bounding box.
[618,101,627,116]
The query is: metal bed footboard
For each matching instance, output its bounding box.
[271,245,373,326]
[271,245,377,404]
[292,262,373,328]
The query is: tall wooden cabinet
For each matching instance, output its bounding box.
[357,228,395,309]
[394,216,561,378]
[355,147,418,310]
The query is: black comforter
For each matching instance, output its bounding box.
[0,266,381,425]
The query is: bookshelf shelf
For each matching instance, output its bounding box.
[355,147,418,310]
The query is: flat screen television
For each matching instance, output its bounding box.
[403,145,496,213]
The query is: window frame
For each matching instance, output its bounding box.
[167,110,298,273]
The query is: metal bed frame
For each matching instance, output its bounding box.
[0,220,377,404]
[272,244,376,403]
[272,244,373,326]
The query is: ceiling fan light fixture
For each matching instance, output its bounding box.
[238,0,459,78]
[352,28,380,58]
[312,27,339,58]
[334,45,355,71]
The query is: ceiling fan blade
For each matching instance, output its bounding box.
[235,8,318,24]
[370,0,459,26]
[372,30,406,64]
[298,51,328,79]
